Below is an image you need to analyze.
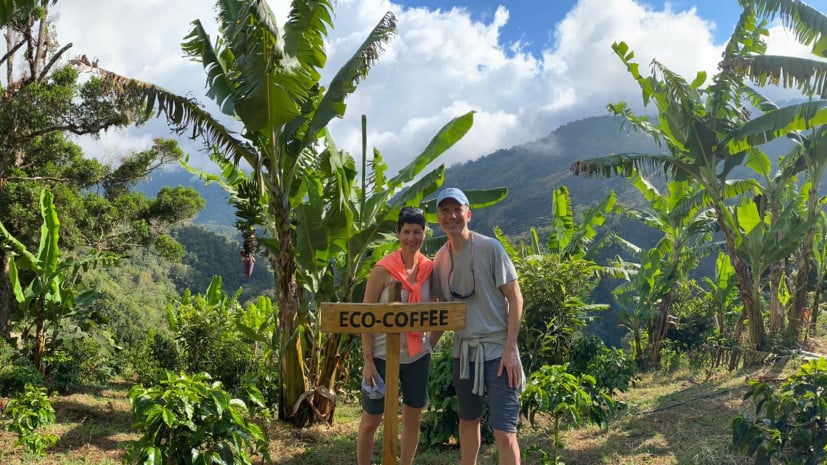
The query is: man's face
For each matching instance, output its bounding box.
[437,198,471,235]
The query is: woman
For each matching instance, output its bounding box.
[357,206,433,465]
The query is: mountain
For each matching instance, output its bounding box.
[442,115,658,237]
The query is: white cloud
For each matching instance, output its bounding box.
[49,0,816,176]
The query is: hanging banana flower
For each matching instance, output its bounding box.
[240,227,257,278]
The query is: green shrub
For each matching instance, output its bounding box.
[42,336,118,393]
[568,335,636,397]
[732,357,827,465]
[168,277,257,391]
[130,330,182,386]
[0,341,44,396]
[3,383,58,456]
[521,364,610,465]
[123,372,269,465]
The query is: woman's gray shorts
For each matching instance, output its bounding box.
[362,354,431,415]
[452,357,520,433]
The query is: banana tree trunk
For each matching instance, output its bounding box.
[632,328,643,363]
[313,333,345,425]
[788,229,814,342]
[33,310,45,371]
[768,261,784,334]
[714,205,767,351]
[646,291,673,367]
[0,251,12,340]
[271,199,310,426]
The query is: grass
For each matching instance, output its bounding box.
[0,346,823,464]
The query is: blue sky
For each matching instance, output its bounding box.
[406,0,744,53]
[53,0,814,172]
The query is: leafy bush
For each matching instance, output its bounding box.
[569,335,636,397]
[3,383,58,456]
[42,335,119,393]
[123,372,269,465]
[521,364,612,465]
[0,340,44,396]
[131,330,182,386]
[516,254,604,373]
[167,277,256,390]
[732,357,827,465]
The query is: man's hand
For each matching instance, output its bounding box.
[498,346,521,389]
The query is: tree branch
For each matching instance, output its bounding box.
[0,38,25,72]
[7,175,71,183]
[37,42,72,82]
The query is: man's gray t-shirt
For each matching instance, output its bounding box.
[432,231,518,361]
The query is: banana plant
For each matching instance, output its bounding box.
[182,111,504,423]
[702,252,740,338]
[568,7,827,350]
[544,185,618,260]
[1,189,116,370]
[74,0,399,425]
[727,195,819,347]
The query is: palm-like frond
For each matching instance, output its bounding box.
[741,85,779,114]
[749,0,827,56]
[744,55,827,98]
[71,57,258,167]
[570,152,685,179]
[730,100,827,151]
[284,0,333,74]
[300,11,397,153]
[216,0,308,130]
[388,111,473,189]
[182,20,236,116]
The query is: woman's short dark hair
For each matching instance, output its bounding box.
[398,206,426,231]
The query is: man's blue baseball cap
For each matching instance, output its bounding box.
[437,187,469,206]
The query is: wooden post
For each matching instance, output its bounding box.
[320,290,466,465]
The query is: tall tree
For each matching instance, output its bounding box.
[0,2,199,339]
[74,0,399,425]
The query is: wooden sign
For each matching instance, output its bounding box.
[320,302,467,333]
[320,290,466,465]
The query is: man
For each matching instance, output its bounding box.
[429,187,524,465]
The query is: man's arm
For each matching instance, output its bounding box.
[498,278,523,388]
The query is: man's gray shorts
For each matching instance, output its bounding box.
[361,354,431,415]
[453,357,520,433]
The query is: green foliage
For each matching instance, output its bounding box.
[420,334,458,447]
[43,336,117,393]
[166,277,257,392]
[0,339,43,396]
[568,335,636,397]
[3,383,58,456]
[2,188,121,373]
[521,364,611,465]
[732,357,827,465]
[123,372,269,465]
[514,252,605,373]
[83,249,178,351]
[131,331,183,387]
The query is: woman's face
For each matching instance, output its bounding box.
[397,222,425,252]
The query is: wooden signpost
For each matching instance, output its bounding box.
[320,283,466,465]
